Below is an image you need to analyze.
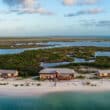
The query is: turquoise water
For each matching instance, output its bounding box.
[1,92,110,110]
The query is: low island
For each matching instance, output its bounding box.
[0,38,110,96]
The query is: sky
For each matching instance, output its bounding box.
[0,0,109,37]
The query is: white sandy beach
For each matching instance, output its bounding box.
[0,79,110,96]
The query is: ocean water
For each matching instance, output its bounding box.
[0,92,110,110]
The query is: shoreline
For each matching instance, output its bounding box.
[0,79,110,96]
[0,86,110,97]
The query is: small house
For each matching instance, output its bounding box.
[96,70,110,77]
[0,69,19,78]
[39,68,75,80]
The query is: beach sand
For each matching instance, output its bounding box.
[0,79,109,96]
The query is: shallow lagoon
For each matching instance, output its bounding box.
[95,51,110,57]
[1,92,110,110]
[41,58,95,68]
[0,41,110,55]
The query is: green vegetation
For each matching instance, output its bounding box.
[76,75,85,79]
[0,46,110,77]
[0,49,72,77]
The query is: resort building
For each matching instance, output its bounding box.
[0,69,19,78]
[39,68,75,80]
[96,70,110,77]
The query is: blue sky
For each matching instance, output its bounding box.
[0,0,109,37]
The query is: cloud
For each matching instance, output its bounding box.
[2,0,53,15]
[23,0,35,9]
[3,0,23,7]
[63,0,99,6]
[3,0,35,8]
[63,0,76,6]
[86,8,103,14]
[97,21,110,26]
[2,0,101,15]
[65,8,103,17]
[9,7,53,15]
[81,19,110,27]
[35,7,53,15]
[80,0,99,5]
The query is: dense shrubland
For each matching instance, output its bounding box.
[0,46,110,77]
